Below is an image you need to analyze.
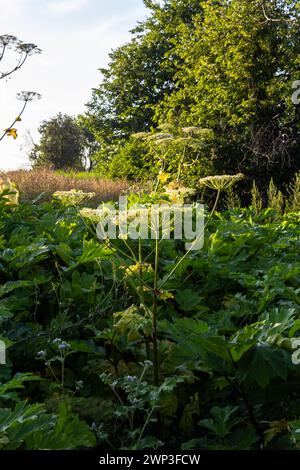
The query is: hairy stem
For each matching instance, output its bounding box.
[152,236,160,386]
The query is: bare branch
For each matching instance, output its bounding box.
[261,1,295,24]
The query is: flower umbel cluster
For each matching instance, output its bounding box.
[198,173,244,191]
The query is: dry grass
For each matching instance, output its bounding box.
[3,168,134,205]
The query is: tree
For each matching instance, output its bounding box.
[30,113,86,170]
[84,0,300,188]
[0,34,41,143]
[77,114,101,171]
[84,0,203,167]
[155,0,300,186]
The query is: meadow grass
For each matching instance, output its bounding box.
[3,168,135,204]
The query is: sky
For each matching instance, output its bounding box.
[0,0,148,170]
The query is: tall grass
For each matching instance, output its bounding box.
[3,168,135,204]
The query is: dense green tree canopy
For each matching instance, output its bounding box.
[84,0,300,186]
[84,0,202,159]
[157,0,300,183]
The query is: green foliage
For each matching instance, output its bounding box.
[267,178,285,215]
[0,373,94,450]
[92,124,215,183]
[199,406,240,439]
[0,402,53,450]
[134,125,216,185]
[156,0,300,183]
[25,404,96,450]
[287,171,300,213]
[105,137,156,181]
[251,181,263,215]
[83,0,300,186]
[1,186,300,449]
[225,187,241,210]
[83,0,206,176]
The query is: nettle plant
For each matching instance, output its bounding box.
[0,34,41,143]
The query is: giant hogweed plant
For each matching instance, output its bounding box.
[132,125,215,187]
[76,173,300,449]
[80,174,244,387]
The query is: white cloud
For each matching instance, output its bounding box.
[46,0,90,15]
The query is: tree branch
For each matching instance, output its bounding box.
[261,1,295,24]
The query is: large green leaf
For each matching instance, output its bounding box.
[237,342,293,389]
[25,404,96,450]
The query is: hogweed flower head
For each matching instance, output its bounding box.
[16,42,41,56]
[80,208,100,222]
[16,91,42,102]
[182,126,213,137]
[53,189,95,205]
[198,173,244,191]
[0,35,17,47]
[146,133,174,147]
[147,133,174,142]
[131,132,150,140]
[164,181,195,203]
[154,137,174,146]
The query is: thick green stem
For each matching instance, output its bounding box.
[138,238,144,302]
[177,145,187,182]
[152,237,159,386]
[61,354,65,393]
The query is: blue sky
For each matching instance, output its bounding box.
[0,0,148,169]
